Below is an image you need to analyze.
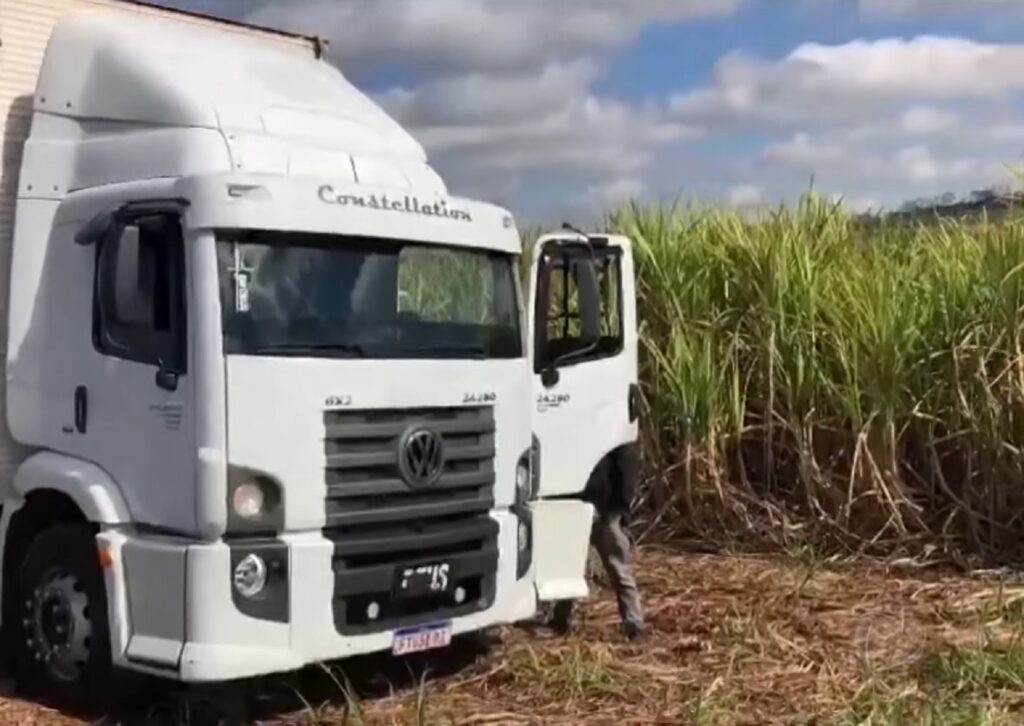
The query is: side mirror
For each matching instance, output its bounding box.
[575,259,602,351]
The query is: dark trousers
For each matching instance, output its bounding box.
[552,512,643,628]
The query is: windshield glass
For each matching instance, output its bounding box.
[215,232,522,359]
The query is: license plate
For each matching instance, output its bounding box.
[395,562,452,599]
[392,622,452,656]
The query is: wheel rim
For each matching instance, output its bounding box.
[24,571,91,683]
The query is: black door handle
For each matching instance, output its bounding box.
[74,386,88,434]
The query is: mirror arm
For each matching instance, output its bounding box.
[154,356,180,392]
[74,198,191,247]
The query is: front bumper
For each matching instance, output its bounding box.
[100,510,538,682]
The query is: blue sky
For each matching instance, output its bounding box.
[171,0,1024,223]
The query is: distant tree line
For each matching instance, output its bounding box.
[882,186,1023,223]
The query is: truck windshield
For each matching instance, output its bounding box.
[215,232,522,359]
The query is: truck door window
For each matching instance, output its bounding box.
[94,215,186,372]
[537,246,623,370]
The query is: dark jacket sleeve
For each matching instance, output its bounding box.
[610,442,639,514]
[583,442,639,516]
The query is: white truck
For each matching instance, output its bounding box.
[0,0,639,704]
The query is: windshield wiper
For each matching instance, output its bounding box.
[251,343,368,358]
[393,345,487,359]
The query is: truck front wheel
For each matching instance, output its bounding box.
[15,524,111,707]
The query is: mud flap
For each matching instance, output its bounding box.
[530,499,594,602]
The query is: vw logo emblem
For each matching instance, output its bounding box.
[398,426,444,488]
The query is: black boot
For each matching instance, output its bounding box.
[621,621,645,641]
[548,601,574,636]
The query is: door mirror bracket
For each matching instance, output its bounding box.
[155,359,179,392]
[540,367,560,388]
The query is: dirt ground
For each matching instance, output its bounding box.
[3,546,1024,725]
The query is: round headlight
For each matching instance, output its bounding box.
[232,482,265,520]
[515,461,530,504]
[233,553,268,599]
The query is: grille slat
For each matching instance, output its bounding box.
[327,468,493,498]
[324,416,494,440]
[322,406,498,635]
[443,442,496,462]
[325,491,495,528]
[325,450,399,470]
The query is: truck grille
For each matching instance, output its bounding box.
[322,407,499,635]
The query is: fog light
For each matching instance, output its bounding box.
[233,554,267,598]
[232,482,265,520]
[366,601,381,621]
[454,586,467,604]
[517,520,529,553]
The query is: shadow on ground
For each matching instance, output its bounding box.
[112,631,494,725]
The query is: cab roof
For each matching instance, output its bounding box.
[35,12,426,164]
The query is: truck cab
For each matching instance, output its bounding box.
[0,7,638,701]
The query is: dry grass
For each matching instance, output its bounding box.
[8,547,1024,724]
[261,547,1024,724]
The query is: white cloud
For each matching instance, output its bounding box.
[249,0,744,74]
[900,106,960,134]
[762,133,848,168]
[666,33,1024,212]
[377,61,602,127]
[857,0,1024,19]
[729,184,765,207]
[404,91,700,175]
[990,123,1024,141]
[756,129,1007,201]
[579,177,647,209]
[898,145,942,182]
[671,37,1024,128]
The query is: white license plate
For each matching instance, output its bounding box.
[392,622,453,656]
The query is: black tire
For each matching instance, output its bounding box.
[14,524,111,709]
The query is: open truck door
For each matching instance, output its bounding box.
[527,232,639,602]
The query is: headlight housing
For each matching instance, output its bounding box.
[227,466,284,534]
[515,460,530,505]
[229,541,290,623]
[513,435,540,580]
[515,435,541,506]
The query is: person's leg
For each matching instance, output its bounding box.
[550,599,574,634]
[593,513,644,637]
